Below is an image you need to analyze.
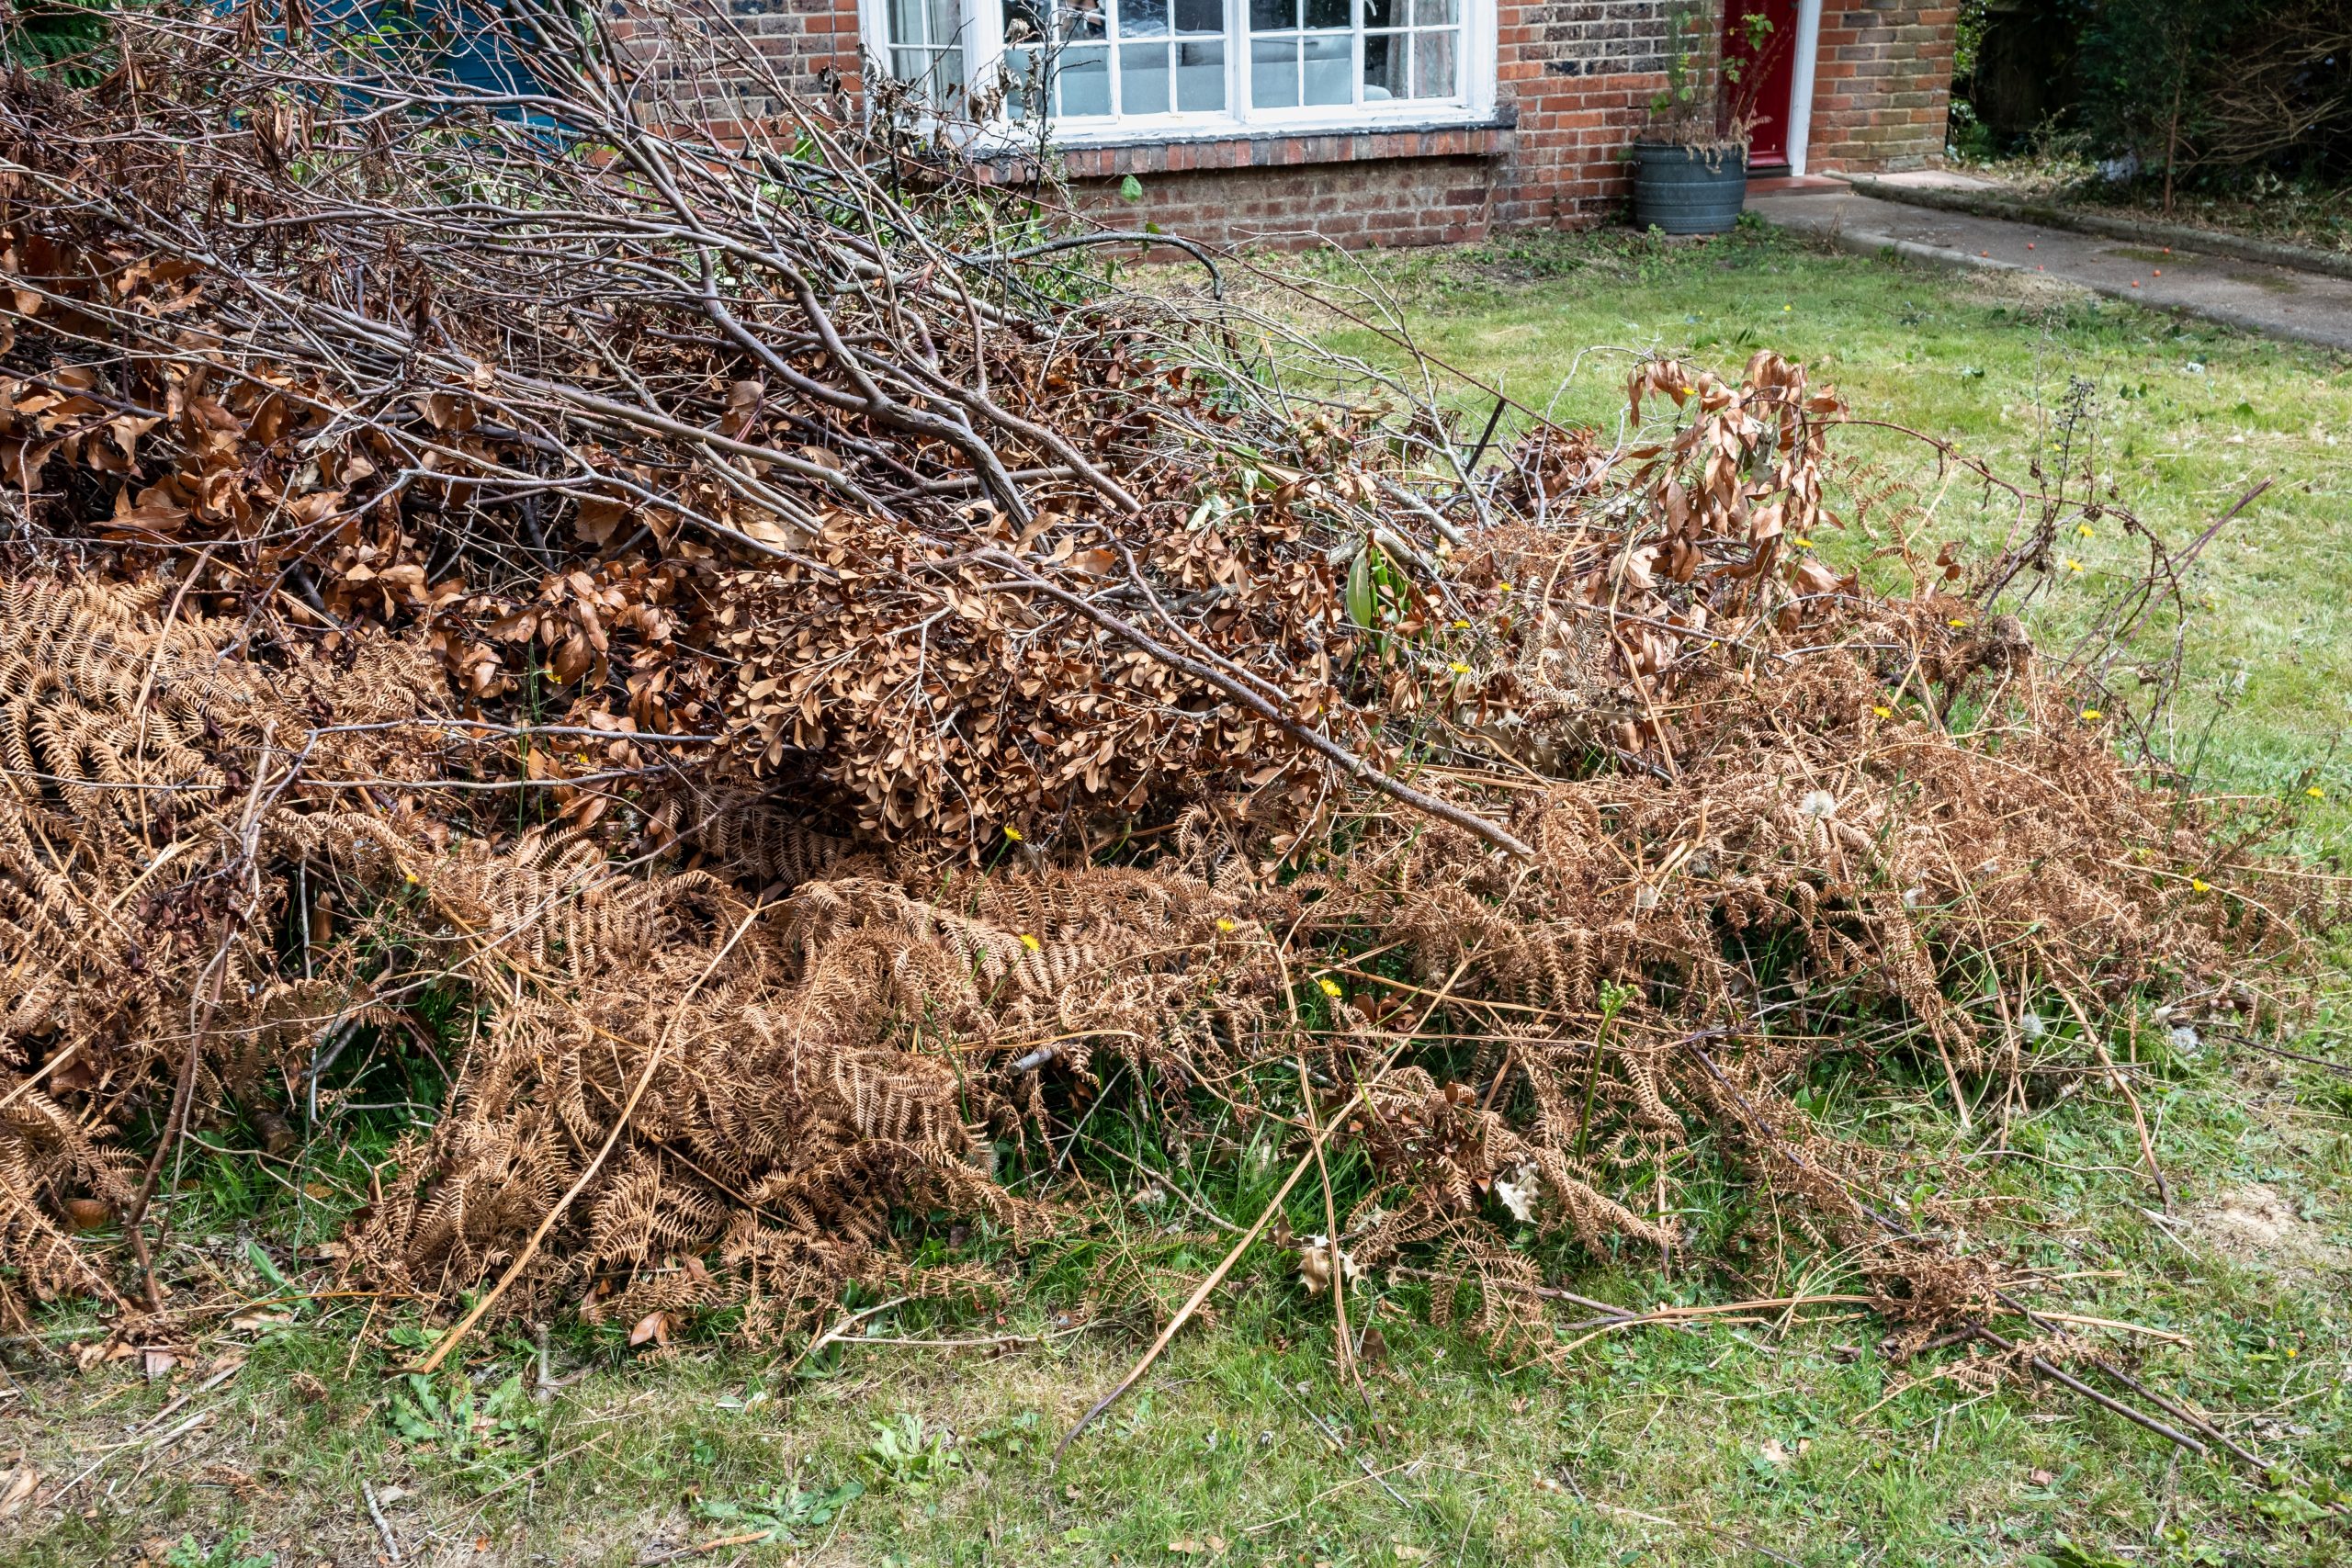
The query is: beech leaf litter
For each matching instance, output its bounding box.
[0,0,2335,1472]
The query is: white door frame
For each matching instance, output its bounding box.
[1784,0,1823,175]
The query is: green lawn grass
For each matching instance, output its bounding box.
[8,230,2352,1568]
[1275,224,2352,824]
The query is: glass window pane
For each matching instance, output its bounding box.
[1249,0,1293,30]
[1059,43,1112,112]
[1363,0,1396,26]
[1120,0,1170,34]
[1250,37,1296,104]
[1173,0,1221,30]
[1304,0,1347,26]
[1002,41,1036,115]
[1302,32,1350,102]
[1363,30,1403,97]
[928,0,965,45]
[1059,0,1107,39]
[1409,0,1453,23]
[1176,39,1225,107]
[1410,26,1453,96]
[1120,41,1170,110]
[890,0,929,45]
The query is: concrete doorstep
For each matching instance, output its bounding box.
[1743,175,2352,353]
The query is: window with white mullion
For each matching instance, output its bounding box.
[1362,0,1461,104]
[899,0,1481,131]
[1002,0,1228,119]
[1244,0,1342,109]
[1244,0,1462,112]
[885,0,971,109]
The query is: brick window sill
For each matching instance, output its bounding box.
[983,115,1516,179]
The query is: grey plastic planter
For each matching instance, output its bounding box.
[1629,142,1748,235]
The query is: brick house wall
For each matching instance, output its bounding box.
[1803,0,1953,174]
[710,0,1951,246]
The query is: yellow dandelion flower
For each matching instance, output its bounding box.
[2076,524,2095,537]
[2080,708,2102,721]
[1019,932,1042,952]
[1498,582,1513,593]
[1004,826,1023,841]
[1317,977,1343,998]
[1452,619,1472,629]
[2189,878,2211,893]
[1791,535,1814,548]
[1948,618,1971,628]
[1216,918,1237,933]
[1871,705,1892,718]
[2306,786,2324,800]
[1449,661,1471,674]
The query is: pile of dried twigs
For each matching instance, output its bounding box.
[0,0,2332,1478]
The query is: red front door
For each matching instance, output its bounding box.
[1723,0,1800,168]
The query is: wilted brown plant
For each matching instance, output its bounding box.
[0,0,2333,1480]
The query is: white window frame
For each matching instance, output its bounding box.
[872,0,973,112]
[859,0,1498,143]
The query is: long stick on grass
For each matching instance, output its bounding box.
[1049,1120,1336,1469]
[2040,946,2172,1209]
[1055,957,1477,1464]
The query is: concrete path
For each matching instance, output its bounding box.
[1746,174,2352,353]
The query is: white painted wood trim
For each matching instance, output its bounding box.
[1785,0,1823,175]
[869,0,1498,141]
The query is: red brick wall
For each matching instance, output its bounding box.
[721,0,1951,244]
[616,0,864,118]
[1039,0,1674,250]
[1047,130,1510,247]
[1804,0,1954,173]
[1071,156,1500,247]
